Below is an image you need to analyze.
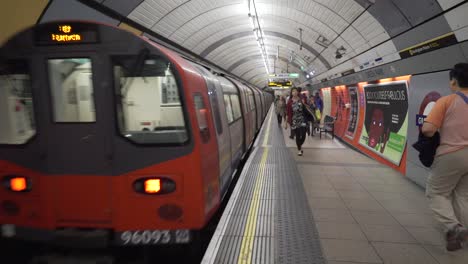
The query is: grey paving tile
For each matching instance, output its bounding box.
[361,224,417,243]
[424,244,468,264]
[380,199,432,215]
[406,226,445,246]
[301,175,332,186]
[344,198,386,212]
[304,182,336,192]
[332,182,366,191]
[369,191,407,201]
[391,213,439,228]
[321,239,382,263]
[313,209,357,223]
[361,183,407,193]
[307,198,347,209]
[372,242,439,264]
[354,177,387,185]
[315,222,367,241]
[351,211,400,226]
[327,175,358,183]
[337,190,374,200]
[307,189,341,199]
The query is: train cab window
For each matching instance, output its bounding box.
[0,60,35,144]
[230,94,242,120]
[48,58,96,123]
[194,94,210,143]
[223,94,234,124]
[113,55,188,144]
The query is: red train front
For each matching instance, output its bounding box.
[0,21,271,248]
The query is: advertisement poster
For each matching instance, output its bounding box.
[345,86,359,139]
[334,88,346,122]
[359,81,409,165]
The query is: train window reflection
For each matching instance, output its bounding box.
[0,60,35,144]
[113,56,188,145]
[48,58,96,122]
[230,94,242,120]
[223,94,234,124]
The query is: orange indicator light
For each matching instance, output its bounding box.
[144,179,161,194]
[10,177,27,192]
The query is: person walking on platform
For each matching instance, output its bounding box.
[313,91,323,132]
[275,96,286,126]
[314,91,323,115]
[285,87,307,156]
[286,91,295,139]
[422,63,468,251]
[274,95,280,106]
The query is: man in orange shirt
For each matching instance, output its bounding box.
[422,63,468,251]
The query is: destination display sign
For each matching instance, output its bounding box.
[35,23,100,45]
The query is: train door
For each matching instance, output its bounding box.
[191,65,232,198]
[212,79,234,197]
[226,78,250,154]
[245,85,258,134]
[249,89,258,133]
[36,54,113,223]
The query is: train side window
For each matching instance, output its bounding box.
[249,94,255,111]
[194,93,210,143]
[113,55,188,145]
[230,94,242,121]
[223,94,234,123]
[0,60,36,144]
[208,89,223,134]
[48,58,96,123]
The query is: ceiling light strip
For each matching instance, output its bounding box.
[249,0,270,75]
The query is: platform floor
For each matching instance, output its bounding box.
[286,129,468,264]
[203,109,468,264]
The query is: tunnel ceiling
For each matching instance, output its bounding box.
[89,0,449,87]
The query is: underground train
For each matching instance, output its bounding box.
[0,21,272,248]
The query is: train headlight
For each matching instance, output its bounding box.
[2,176,32,192]
[145,179,161,194]
[133,177,176,195]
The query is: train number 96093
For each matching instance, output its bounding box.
[117,230,190,245]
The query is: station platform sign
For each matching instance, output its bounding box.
[268,73,299,79]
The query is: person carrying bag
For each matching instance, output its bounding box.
[422,63,468,251]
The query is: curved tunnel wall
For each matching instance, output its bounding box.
[0,0,49,45]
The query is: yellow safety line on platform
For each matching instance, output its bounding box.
[237,148,268,264]
[237,111,272,264]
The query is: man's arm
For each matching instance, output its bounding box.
[422,96,448,137]
[422,122,438,137]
